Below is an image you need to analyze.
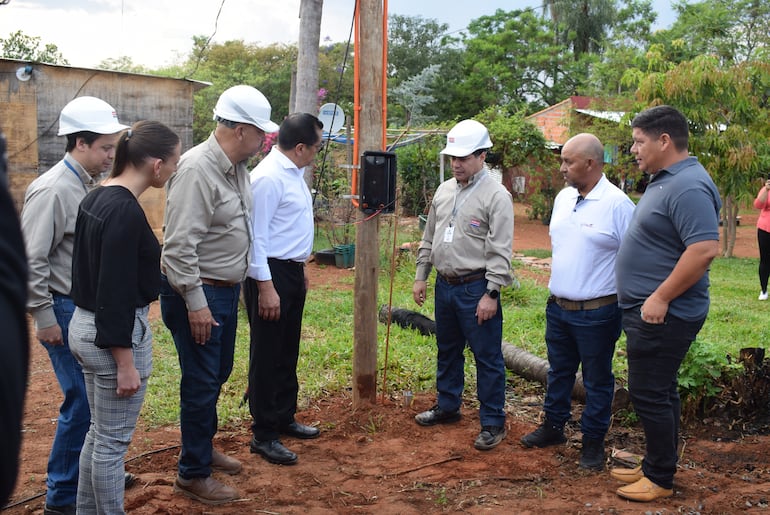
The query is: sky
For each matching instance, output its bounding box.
[0,0,678,70]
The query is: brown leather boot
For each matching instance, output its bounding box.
[212,448,242,475]
[174,476,239,505]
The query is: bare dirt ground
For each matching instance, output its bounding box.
[5,205,770,514]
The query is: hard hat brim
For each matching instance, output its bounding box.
[257,120,280,133]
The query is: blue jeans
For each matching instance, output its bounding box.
[159,275,240,479]
[43,294,90,507]
[434,276,506,427]
[623,308,705,489]
[543,300,621,439]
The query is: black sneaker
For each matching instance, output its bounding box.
[414,405,461,426]
[474,425,507,450]
[520,420,566,448]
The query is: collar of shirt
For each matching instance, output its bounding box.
[455,168,488,190]
[653,155,699,180]
[204,132,239,177]
[269,146,307,178]
[571,174,611,204]
[63,153,98,189]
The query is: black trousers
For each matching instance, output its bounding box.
[758,228,770,292]
[244,259,307,441]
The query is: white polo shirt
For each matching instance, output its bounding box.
[548,174,635,301]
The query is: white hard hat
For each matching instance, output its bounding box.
[213,85,279,133]
[57,96,129,136]
[440,119,493,157]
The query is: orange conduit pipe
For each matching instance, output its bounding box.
[351,0,361,207]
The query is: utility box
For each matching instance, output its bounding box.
[359,151,396,214]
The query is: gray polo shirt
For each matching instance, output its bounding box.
[21,155,98,329]
[615,156,721,321]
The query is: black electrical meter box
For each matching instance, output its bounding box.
[359,151,396,214]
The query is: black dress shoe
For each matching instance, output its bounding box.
[281,421,320,439]
[250,438,298,465]
[414,404,461,426]
[125,472,137,489]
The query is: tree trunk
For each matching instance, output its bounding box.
[379,306,630,411]
[295,0,323,189]
[721,194,738,258]
[294,0,323,114]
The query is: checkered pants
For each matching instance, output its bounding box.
[69,306,152,515]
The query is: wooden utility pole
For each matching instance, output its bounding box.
[352,0,384,407]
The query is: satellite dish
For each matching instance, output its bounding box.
[16,65,32,82]
[318,103,345,135]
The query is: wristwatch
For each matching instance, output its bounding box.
[485,289,499,299]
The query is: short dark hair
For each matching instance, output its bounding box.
[277,113,324,150]
[64,131,102,152]
[631,105,689,151]
[110,121,180,178]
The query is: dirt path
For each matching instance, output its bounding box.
[5,205,769,514]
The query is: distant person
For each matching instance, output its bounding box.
[753,177,770,300]
[613,105,720,502]
[520,133,635,472]
[0,129,30,507]
[20,97,128,515]
[69,121,180,515]
[413,119,514,451]
[161,85,278,505]
[245,113,324,465]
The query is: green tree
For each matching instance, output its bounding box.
[387,14,449,86]
[457,9,584,116]
[182,39,296,144]
[0,30,68,64]
[652,0,770,65]
[387,14,460,124]
[547,0,616,58]
[97,56,148,74]
[584,0,657,96]
[636,55,770,256]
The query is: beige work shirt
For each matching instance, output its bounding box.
[21,155,98,329]
[162,133,252,311]
[416,168,514,291]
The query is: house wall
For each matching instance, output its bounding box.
[0,60,205,239]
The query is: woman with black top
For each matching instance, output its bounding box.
[69,121,180,515]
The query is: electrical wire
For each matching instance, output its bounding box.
[184,0,227,79]
[312,2,357,210]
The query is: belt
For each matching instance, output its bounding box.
[201,278,239,288]
[438,270,486,286]
[548,294,617,311]
[268,257,305,268]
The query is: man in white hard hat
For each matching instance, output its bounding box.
[20,96,128,515]
[161,85,279,505]
[413,119,514,451]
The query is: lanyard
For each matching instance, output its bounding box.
[63,159,88,194]
[450,173,485,227]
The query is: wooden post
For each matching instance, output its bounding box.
[352,0,383,407]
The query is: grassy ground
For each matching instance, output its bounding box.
[142,248,761,428]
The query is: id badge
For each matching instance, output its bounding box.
[443,226,455,243]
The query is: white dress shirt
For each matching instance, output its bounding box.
[247,146,314,281]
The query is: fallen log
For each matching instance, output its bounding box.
[379,305,629,411]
